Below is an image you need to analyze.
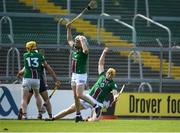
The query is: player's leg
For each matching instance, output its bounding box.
[83,95,103,122]
[28,90,33,104]
[71,73,83,122]
[76,73,95,106]
[40,90,52,118]
[86,109,101,122]
[76,84,95,106]
[31,79,42,119]
[18,90,33,120]
[17,108,23,120]
[20,78,33,119]
[20,89,29,119]
[33,90,43,119]
[75,73,93,105]
[72,84,83,122]
[28,89,43,119]
[76,74,101,117]
[39,77,52,118]
[53,101,86,120]
[53,103,76,120]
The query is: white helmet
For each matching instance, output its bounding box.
[75,35,88,45]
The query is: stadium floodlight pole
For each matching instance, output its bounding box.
[70,0,97,24]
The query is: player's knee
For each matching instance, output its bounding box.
[45,99,51,105]
[34,91,40,97]
[69,107,74,112]
[76,93,83,99]
[69,105,76,113]
[76,94,80,99]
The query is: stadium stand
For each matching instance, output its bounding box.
[0,0,180,92]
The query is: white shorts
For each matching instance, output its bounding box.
[71,73,87,86]
[22,78,40,91]
[80,94,103,109]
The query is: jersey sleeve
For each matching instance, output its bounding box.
[112,83,118,91]
[41,55,45,63]
[99,71,105,76]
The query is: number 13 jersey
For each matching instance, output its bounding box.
[23,51,45,79]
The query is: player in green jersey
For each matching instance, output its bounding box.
[20,41,60,119]
[66,22,102,122]
[51,47,119,122]
[17,57,60,119]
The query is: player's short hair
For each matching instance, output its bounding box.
[26,41,37,51]
[107,68,116,77]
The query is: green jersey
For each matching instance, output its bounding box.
[89,72,118,103]
[71,48,88,74]
[23,51,45,79]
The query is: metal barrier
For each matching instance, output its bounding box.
[0,13,121,47]
[138,82,153,92]
[6,47,21,79]
[0,45,180,92]
[33,0,37,10]
[128,50,143,80]
[156,39,163,92]
[138,81,153,119]
[100,13,136,46]
[2,0,7,13]
[134,0,150,26]
[57,18,64,48]
[0,16,14,44]
[133,14,172,78]
[101,0,105,28]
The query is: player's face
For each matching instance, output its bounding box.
[106,70,114,80]
[74,39,81,49]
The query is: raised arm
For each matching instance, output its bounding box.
[98,47,109,75]
[43,61,61,87]
[66,22,74,47]
[79,36,89,54]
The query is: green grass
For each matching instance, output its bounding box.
[0,119,180,132]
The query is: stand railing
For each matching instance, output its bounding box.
[0,16,14,44]
[128,50,143,80]
[101,13,136,46]
[133,14,172,78]
[6,47,21,80]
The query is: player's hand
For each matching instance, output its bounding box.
[55,80,61,88]
[66,22,72,29]
[113,94,119,102]
[109,94,119,107]
[16,70,24,78]
[103,47,109,53]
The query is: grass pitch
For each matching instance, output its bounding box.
[0,119,180,132]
